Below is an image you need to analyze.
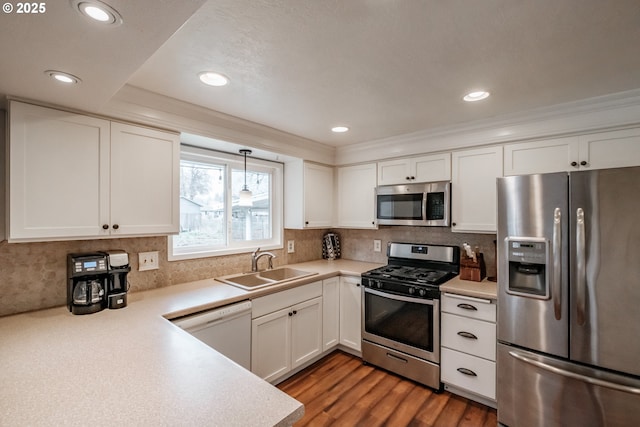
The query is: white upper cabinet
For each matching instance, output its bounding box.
[451,146,503,234]
[377,153,451,185]
[504,137,579,176]
[579,128,640,170]
[336,163,377,228]
[284,160,333,229]
[8,101,179,242]
[504,128,640,176]
[109,122,180,236]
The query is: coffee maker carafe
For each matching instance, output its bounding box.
[105,250,131,309]
[67,253,109,315]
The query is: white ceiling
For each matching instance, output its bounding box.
[2,0,640,147]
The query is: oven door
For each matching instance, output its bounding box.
[362,287,440,363]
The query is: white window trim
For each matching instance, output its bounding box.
[168,145,283,261]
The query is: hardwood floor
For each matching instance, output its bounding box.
[277,351,497,427]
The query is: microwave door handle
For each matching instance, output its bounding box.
[576,208,587,326]
[552,208,562,320]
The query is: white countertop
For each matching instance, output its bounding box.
[0,259,382,427]
[440,276,497,300]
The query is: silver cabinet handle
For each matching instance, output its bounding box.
[576,207,586,326]
[456,367,477,377]
[509,350,640,395]
[457,331,478,340]
[552,207,562,320]
[457,303,477,311]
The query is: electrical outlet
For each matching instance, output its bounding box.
[138,251,159,271]
[287,240,295,254]
[374,240,382,252]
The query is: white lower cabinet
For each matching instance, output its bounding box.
[251,282,323,383]
[322,277,340,351]
[339,276,362,352]
[441,293,497,407]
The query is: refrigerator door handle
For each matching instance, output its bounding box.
[552,207,562,320]
[509,350,640,395]
[576,207,586,326]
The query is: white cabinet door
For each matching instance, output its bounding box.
[451,146,503,233]
[339,276,362,352]
[377,153,451,185]
[303,163,334,228]
[336,163,377,228]
[291,297,323,369]
[8,102,179,241]
[580,128,640,170]
[251,307,291,383]
[110,122,180,235]
[377,158,411,185]
[413,153,451,182]
[504,137,579,176]
[322,277,340,351]
[8,101,110,241]
[284,160,333,229]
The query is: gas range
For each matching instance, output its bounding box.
[361,241,460,390]
[361,242,460,299]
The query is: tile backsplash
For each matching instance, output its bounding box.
[0,229,327,317]
[0,227,495,317]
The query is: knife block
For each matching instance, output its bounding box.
[460,253,486,282]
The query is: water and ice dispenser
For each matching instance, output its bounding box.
[506,239,549,299]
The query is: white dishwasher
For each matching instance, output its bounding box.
[172,300,252,370]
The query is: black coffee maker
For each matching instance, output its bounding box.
[67,252,109,315]
[105,250,131,309]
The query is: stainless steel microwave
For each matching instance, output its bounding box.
[376,181,451,226]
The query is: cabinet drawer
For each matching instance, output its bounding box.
[441,293,496,322]
[252,281,323,318]
[441,347,496,400]
[441,313,496,361]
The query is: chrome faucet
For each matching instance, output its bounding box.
[251,248,276,272]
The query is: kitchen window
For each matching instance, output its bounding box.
[169,146,283,260]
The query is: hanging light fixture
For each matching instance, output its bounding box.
[238,149,253,207]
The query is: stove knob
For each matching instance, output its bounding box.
[408,287,416,295]
[376,281,383,289]
[418,288,426,297]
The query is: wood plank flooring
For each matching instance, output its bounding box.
[277,351,497,427]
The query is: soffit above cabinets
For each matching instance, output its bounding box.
[2,0,640,148]
[0,0,206,112]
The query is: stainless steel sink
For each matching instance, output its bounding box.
[217,267,317,290]
[258,267,315,281]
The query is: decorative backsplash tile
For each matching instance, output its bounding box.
[0,227,495,317]
[0,229,327,317]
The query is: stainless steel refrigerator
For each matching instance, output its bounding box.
[497,166,640,427]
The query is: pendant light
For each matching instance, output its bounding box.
[238,149,253,207]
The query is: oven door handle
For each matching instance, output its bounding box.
[364,288,436,305]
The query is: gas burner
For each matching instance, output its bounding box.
[362,242,460,290]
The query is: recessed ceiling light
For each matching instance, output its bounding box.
[198,72,229,87]
[331,126,349,133]
[463,91,490,102]
[45,70,81,84]
[71,0,123,26]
